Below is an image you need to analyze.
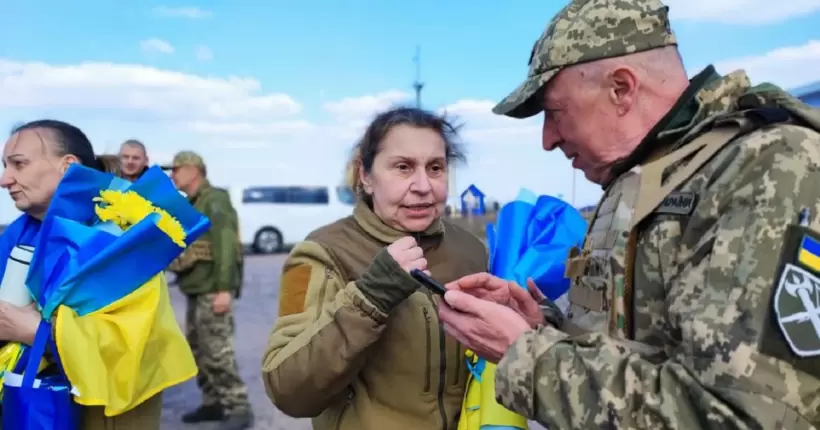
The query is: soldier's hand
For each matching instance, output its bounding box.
[444,273,545,328]
[438,290,531,364]
[213,291,232,314]
[386,236,428,274]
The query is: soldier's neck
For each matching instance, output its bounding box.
[184,177,206,198]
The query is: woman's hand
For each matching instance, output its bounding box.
[0,301,42,345]
[386,236,427,273]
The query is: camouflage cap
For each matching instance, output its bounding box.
[493,0,677,119]
[160,150,206,170]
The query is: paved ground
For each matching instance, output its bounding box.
[161,254,312,430]
[160,252,545,430]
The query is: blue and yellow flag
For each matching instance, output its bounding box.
[798,235,820,274]
[24,164,210,416]
[459,191,586,430]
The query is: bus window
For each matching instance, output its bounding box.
[336,186,356,205]
[289,186,329,204]
[242,186,329,205]
[243,187,287,204]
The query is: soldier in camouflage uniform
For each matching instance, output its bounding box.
[162,151,253,430]
[437,0,820,428]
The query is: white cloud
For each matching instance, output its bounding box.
[152,6,212,19]
[140,38,174,55]
[0,59,302,128]
[665,0,820,24]
[3,39,820,224]
[322,90,411,121]
[195,45,214,61]
[710,39,820,90]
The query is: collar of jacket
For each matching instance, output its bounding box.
[603,65,723,188]
[352,201,445,245]
[187,179,212,203]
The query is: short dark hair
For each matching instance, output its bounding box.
[12,119,104,171]
[345,106,466,200]
[121,139,147,154]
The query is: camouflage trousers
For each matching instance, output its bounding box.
[185,292,251,414]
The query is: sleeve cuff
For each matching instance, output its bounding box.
[494,325,569,418]
[355,248,419,314]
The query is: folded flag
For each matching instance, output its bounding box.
[458,190,586,430]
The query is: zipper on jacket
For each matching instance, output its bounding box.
[451,343,462,386]
[422,306,433,393]
[424,291,448,430]
[334,389,354,430]
[436,312,448,430]
[313,267,331,322]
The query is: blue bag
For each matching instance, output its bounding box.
[2,320,81,430]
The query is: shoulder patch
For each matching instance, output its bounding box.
[774,263,820,357]
[761,224,820,378]
[278,263,312,317]
[654,191,697,216]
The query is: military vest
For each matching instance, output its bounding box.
[564,123,750,340]
[565,169,641,337]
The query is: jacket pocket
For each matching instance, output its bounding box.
[422,306,433,393]
[451,342,463,387]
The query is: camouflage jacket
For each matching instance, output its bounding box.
[169,180,243,297]
[494,66,820,429]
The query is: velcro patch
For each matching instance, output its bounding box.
[760,224,820,378]
[774,263,820,357]
[278,264,312,317]
[654,191,697,216]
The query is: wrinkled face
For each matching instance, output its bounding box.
[118,144,148,178]
[360,124,449,233]
[169,164,198,193]
[1,130,78,218]
[539,66,634,184]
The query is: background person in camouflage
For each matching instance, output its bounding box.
[437,0,820,428]
[163,150,253,430]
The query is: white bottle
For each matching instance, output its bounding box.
[0,245,35,307]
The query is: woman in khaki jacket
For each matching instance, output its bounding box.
[262,107,489,430]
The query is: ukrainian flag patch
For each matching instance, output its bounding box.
[797,235,820,274]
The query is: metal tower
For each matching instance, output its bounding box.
[413,45,424,108]
[413,47,456,202]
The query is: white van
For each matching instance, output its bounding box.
[234,184,356,254]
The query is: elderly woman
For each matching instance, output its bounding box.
[0,120,163,429]
[262,107,489,429]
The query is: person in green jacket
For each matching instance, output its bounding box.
[163,151,252,430]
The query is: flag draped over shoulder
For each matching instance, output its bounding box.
[458,191,587,430]
[24,164,211,416]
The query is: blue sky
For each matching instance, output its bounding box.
[1,0,820,223]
